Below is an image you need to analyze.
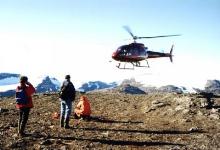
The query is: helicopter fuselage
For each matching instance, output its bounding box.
[112,43,147,62]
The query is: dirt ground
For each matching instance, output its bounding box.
[0,92,219,150]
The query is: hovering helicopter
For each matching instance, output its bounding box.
[111,26,181,69]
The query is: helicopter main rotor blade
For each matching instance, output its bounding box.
[138,34,181,39]
[123,26,136,39]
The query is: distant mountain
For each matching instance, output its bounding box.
[158,85,183,94]
[0,73,20,86]
[78,81,117,92]
[0,90,15,97]
[120,78,144,87]
[117,84,146,94]
[1,73,220,98]
[143,85,198,94]
[0,73,20,80]
[0,73,19,97]
[36,76,60,93]
[205,80,220,94]
[142,86,158,93]
[119,79,184,94]
[0,74,60,97]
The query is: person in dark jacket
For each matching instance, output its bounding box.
[16,76,36,137]
[59,75,75,128]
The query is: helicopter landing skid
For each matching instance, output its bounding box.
[116,60,150,69]
[117,62,134,70]
[131,60,150,68]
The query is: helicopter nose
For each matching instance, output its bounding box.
[112,52,117,59]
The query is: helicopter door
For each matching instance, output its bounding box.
[128,45,143,56]
[136,45,146,56]
[131,46,139,56]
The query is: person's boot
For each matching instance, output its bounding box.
[64,117,70,129]
[19,123,26,137]
[60,116,65,128]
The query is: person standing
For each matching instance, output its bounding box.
[59,75,76,129]
[16,76,36,137]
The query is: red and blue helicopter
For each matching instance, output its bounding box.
[111,26,181,69]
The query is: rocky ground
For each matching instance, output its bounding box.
[0,92,220,150]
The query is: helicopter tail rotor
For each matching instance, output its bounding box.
[169,45,174,62]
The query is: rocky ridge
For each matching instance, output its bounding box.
[0,91,219,149]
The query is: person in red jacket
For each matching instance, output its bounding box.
[74,95,91,119]
[16,76,35,137]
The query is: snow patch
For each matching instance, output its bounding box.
[50,78,61,87]
[0,84,18,92]
[0,77,19,86]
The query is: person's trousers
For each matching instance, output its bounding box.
[18,107,30,134]
[60,99,72,119]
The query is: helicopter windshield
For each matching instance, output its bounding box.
[117,45,129,56]
[117,44,146,57]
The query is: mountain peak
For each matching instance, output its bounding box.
[118,84,146,94]
[36,76,60,93]
[0,73,20,80]
[78,81,117,92]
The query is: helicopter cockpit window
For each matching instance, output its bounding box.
[118,46,129,56]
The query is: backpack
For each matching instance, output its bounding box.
[15,88,28,105]
[60,81,76,100]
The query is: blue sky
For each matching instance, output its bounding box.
[0,0,220,88]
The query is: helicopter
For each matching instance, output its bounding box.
[111,26,181,69]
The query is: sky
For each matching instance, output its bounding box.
[0,0,220,89]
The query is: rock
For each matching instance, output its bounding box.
[151,100,161,105]
[209,114,219,120]
[33,144,41,149]
[0,108,9,113]
[211,108,219,113]
[174,97,192,108]
[175,105,185,111]
[197,111,203,116]
[101,131,109,137]
[49,125,55,129]
[8,139,27,148]
[182,109,190,114]
[151,100,169,108]
[145,100,169,113]
[170,145,181,150]
[12,134,19,138]
[60,145,68,150]
[145,107,156,113]
[183,118,191,122]
[40,139,53,145]
[55,139,63,144]
[204,80,220,94]
[189,127,201,132]
[145,100,170,113]
[200,98,208,108]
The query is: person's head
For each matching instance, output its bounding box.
[20,76,28,87]
[80,95,87,101]
[65,75,71,80]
